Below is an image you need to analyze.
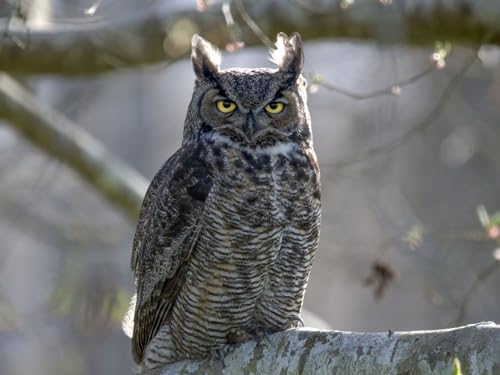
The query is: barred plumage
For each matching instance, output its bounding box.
[124,32,321,370]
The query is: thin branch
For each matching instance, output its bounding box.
[0,73,148,221]
[320,51,478,170]
[307,64,436,100]
[2,3,30,49]
[432,229,490,243]
[455,261,500,325]
[221,0,235,27]
[234,0,274,49]
[220,0,245,50]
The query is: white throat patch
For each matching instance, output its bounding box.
[206,132,296,156]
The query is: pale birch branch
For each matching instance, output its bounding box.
[0,73,148,221]
[1,0,499,75]
[144,322,500,375]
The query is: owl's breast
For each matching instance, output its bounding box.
[169,140,320,358]
[204,140,319,223]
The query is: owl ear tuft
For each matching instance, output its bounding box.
[270,32,304,86]
[191,34,221,82]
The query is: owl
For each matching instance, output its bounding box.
[123,32,321,370]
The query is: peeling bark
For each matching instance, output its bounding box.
[141,322,500,375]
[1,0,499,75]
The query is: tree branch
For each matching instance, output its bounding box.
[0,73,148,221]
[1,0,499,75]
[306,64,436,101]
[143,322,500,375]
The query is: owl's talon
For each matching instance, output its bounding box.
[246,326,275,344]
[226,327,253,344]
[295,315,305,328]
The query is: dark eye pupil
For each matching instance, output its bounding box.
[270,103,278,109]
[223,101,232,108]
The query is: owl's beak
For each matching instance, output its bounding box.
[243,112,256,139]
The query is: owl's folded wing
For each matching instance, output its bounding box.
[126,145,212,364]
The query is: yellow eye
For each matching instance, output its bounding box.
[264,102,285,114]
[216,99,237,113]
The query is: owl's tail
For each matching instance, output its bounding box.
[122,293,136,338]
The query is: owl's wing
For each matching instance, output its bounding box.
[129,145,212,364]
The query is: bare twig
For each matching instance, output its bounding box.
[321,52,478,170]
[2,1,30,49]
[455,261,500,325]
[306,64,436,100]
[234,0,274,49]
[221,0,244,50]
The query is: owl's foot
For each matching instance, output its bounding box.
[226,327,256,344]
[290,315,305,328]
[245,326,274,343]
[226,326,274,345]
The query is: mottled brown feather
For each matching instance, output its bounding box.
[131,145,211,363]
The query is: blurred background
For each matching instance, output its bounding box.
[0,0,499,374]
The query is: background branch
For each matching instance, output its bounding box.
[0,73,148,221]
[144,322,500,375]
[307,64,436,100]
[1,0,499,75]
[320,49,478,170]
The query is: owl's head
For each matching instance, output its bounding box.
[183,33,311,149]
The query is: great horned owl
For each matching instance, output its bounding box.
[123,32,321,370]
